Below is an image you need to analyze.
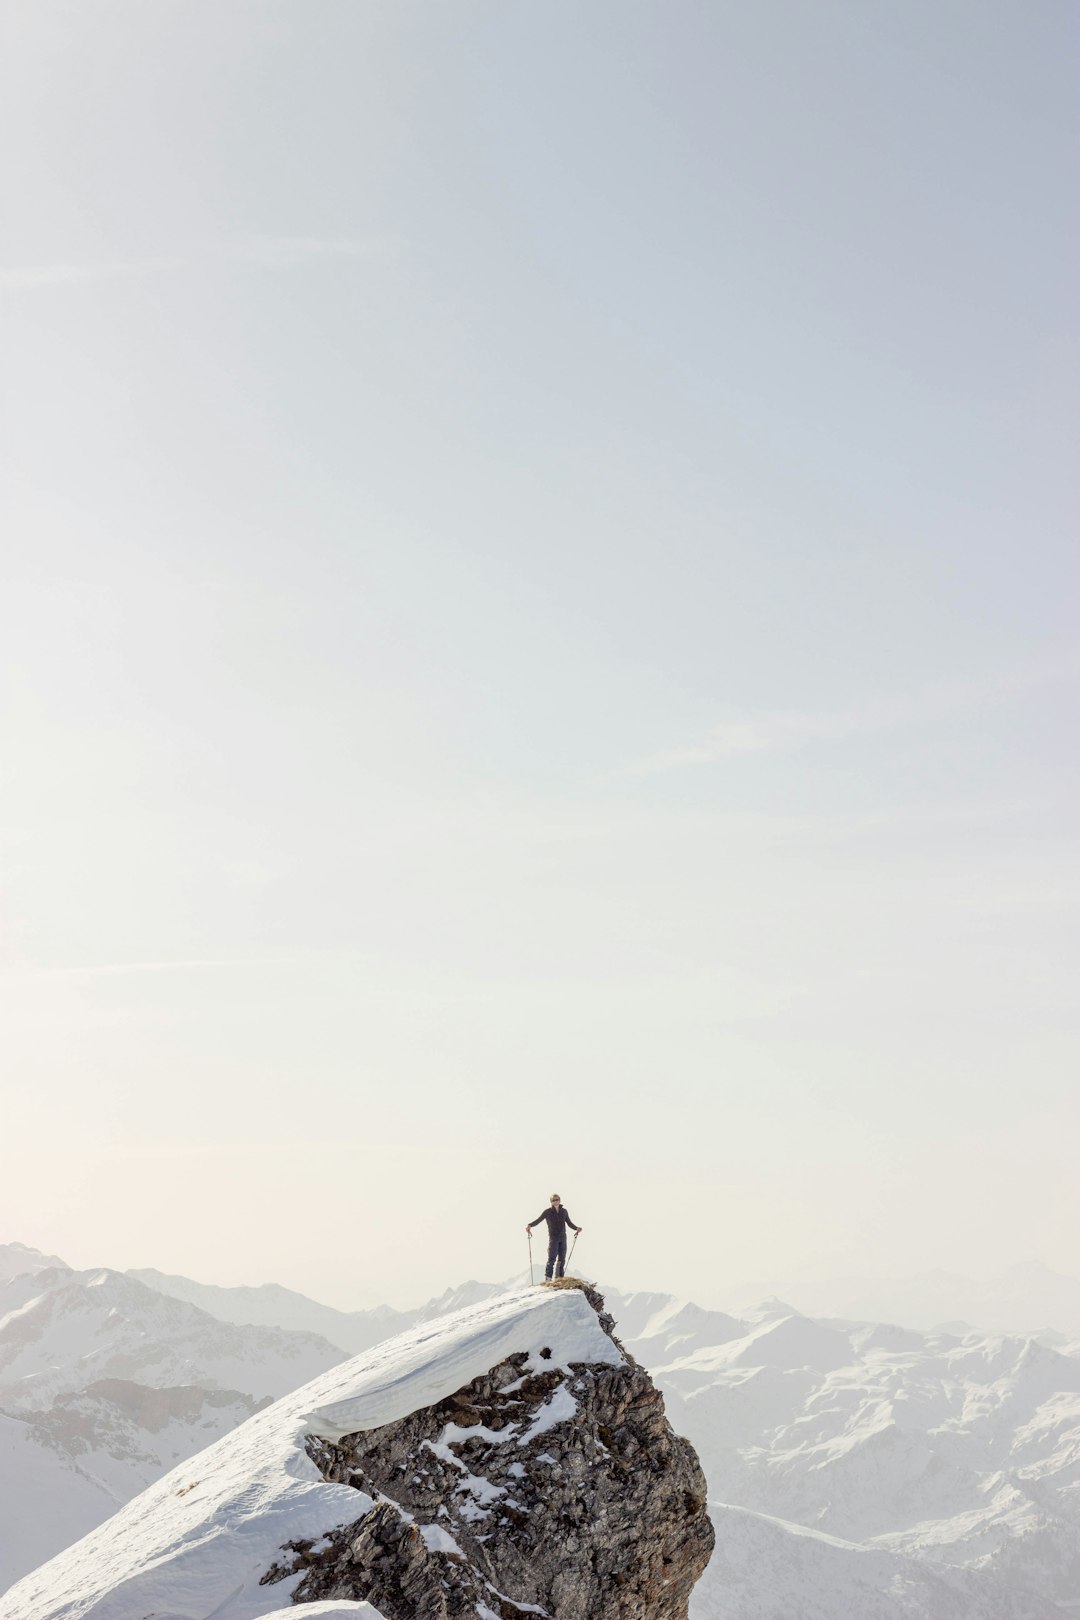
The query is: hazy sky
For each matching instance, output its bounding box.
[1,1,1076,1309]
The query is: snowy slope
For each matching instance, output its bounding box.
[0,1266,350,1591]
[128,1267,412,1354]
[608,1290,745,1356]
[636,1304,1080,1620]
[0,1243,68,1283]
[262,1608,387,1619]
[1,1284,621,1620]
[0,1267,346,1409]
[692,1503,1039,1620]
[0,1412,118,1594]
[0,1385,264,1591]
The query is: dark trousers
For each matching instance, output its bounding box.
[546,1236,567,1280]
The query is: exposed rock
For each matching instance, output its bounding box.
[263,1281,713,1619]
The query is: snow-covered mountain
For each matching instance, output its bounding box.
[622,1296,1080,1620]
[4,1248,1080,1616]
[0,1266,346,1412]
[128,1267,509,1354]
[0,1384,265,1593]
[128,1266,411,1354]
[0,1264,349,1591]
[0,1243,68,1284]
[1,1283,712,1620]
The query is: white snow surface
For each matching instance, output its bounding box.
[260,1607,388,1619]
[0,1243,69,1284]
[0,1387,265,1592]
[1,1284,620,1620]
[653,1309,1080,1620]
[0,1268,343,1411]
[0,1265,354,1592]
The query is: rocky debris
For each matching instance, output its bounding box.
[262,1281,713,1620]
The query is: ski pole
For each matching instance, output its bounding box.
[527,1229,534,1285]
[567,1230,579,1273]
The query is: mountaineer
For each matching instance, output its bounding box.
[525,1193,582,1281]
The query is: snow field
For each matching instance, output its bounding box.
[261,1607,388,1619]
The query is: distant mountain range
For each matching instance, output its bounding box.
[3,1241,1079,1617]
[127,1264,504,1356]
[0,1265,345,1412]
[0,1242,66,1283]
[627,1294,1080,1619]
[0,1245,347,1590]
[130,1253,1080,1343]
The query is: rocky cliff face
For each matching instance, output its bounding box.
[266,1282,713,1619]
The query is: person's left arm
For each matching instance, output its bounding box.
[565,1210,582,1232]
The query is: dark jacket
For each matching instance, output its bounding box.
[529,1206,579,1239]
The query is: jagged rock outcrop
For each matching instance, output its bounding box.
[263,1282,713,1620]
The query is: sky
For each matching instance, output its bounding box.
[1,0,1076,1310]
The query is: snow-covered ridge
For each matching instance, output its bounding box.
[304,1282,616,1443]
[1,1285,623,1620]
[0,1242,69,1284]
[665,1305,1080,1620]
[262,1608,387,1619]
[0,1263,350,1593]
[0,1265,345,1411]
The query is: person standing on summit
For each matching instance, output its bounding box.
[526,1193,582,1281]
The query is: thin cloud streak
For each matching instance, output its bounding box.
[0,236,389,291]
[629,653,1080,776]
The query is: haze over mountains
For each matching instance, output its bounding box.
[3,1241,1080,1617]
[0,1243,67,1283]
[721,1260,1080,1340]
[637,1297,1080,1618]
[0,1266,344,1409]
[133,1255,1080,1346]
[128,1266,500,1358]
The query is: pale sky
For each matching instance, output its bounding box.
[1,1,1076,1310]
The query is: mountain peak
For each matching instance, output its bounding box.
[1000,1258,1073,1284]
[2,1282,714,1620]
[0,1243,69,1284]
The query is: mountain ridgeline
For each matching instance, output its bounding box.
[3,1243,1080,1618]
